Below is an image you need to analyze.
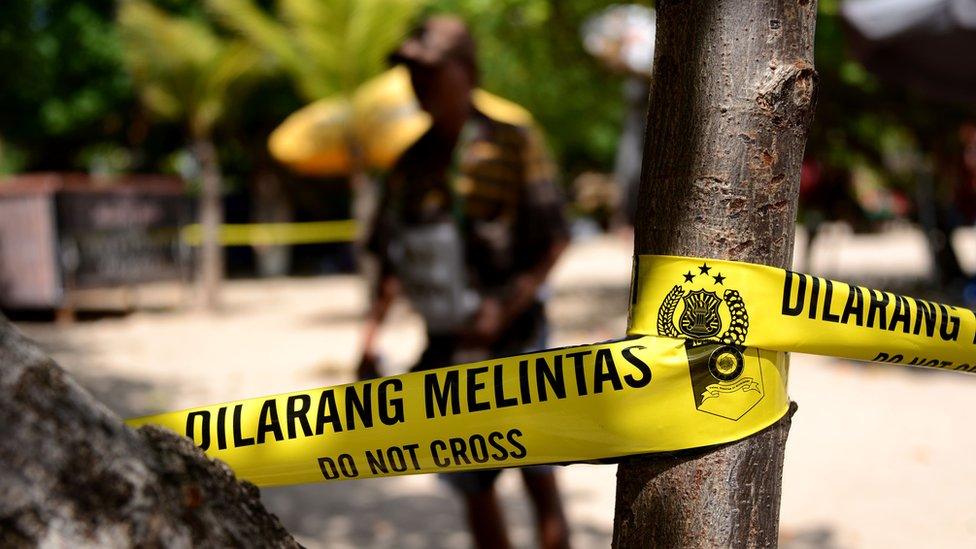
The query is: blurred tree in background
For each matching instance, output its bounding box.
[808,0,975,225]
[119,1,264,141]
[208,0,421,101]
[0,0,629,180]
[118,0,265,306]
[205,0,423,275]
[0,0,133,173]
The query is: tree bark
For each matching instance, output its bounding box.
[0,315,298,547]
[613,1,818,547]
[195,137,224,310]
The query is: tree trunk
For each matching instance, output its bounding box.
[613,1,818,547]
[194,137,224,310]
[0,316,298,547]
[252,166,292,278]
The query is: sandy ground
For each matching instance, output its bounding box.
[12,227,976,548]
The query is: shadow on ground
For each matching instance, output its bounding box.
[780,525,842,549]
[262,473,612,549]
[15,325,177,418]
[549,283,630,335]
[75,371,175,418]
[262,481,467,549]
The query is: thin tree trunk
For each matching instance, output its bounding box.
[252,166,292,278]
[194,137,224,310]
[613,1,818,547]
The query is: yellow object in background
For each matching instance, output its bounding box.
[268,66,430,175]
[267,65,535,175]
[180,220,357,247]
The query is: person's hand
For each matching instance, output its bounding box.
[357,352,381,381]
[465,297,506,347]
[509,273,539,307]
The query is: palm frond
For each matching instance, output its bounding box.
[208,0,334,99]
[118,0,261,136]
[210,0,423,100]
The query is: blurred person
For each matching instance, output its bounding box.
[955,122,976,304]
[356,15,571,549]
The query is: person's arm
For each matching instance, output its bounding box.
[469,237,568,345]
[357,273,401,380]
[508,234,568,315]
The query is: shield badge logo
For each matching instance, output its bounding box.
[655,261,749,346]
[654,262,760,419]
[686,343,764,421]
[679,290,723,338]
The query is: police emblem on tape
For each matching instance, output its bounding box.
[656,262,762,420]
[656,262,749,345]
[685,344,764,421]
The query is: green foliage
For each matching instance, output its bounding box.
[118,0,266,138]
[810,7,974,192]
[0,139,28,175]
[0,0,133,169]
[207,0,422,100]
[3,0,973,217]
[208,0,623,173]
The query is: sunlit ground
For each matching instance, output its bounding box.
[14,224,976,548]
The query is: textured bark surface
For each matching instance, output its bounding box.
[614,1,818,547]
[0,317,299,548]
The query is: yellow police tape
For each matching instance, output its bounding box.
[630,255,976,373]
[127,254,976,487]
[180,220,357,247]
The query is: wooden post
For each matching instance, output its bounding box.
[613,1,818,546]
[195,136,224,310]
